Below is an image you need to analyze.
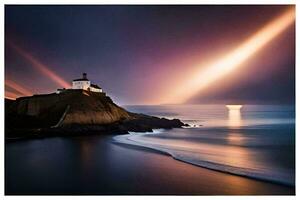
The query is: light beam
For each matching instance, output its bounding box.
[162,8,295,104]
[5,91,19,100]
[5,79,32,96]
[7,40,71,88]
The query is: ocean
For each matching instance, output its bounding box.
[5,104,295,194]
[116,104,295,186]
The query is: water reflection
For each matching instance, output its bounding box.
[226,106,247,162]
[227,107,244,145]
[79,139,93,168]
[227,132,244,146]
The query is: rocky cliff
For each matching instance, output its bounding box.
[5,90,185,139]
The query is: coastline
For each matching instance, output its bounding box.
[113,132,295,187]
[112,141,294,195]
[6,135,294,195]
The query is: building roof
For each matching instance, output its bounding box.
[73,78,89,81]
[90,84,102,89]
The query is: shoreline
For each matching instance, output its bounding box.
[113,133,295,187]
[111,139,294,194]
[6,135,294,195]
[110,138,294,195]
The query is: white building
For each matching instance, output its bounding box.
[72,73,103,93]
[89,84,102,93]
[72,73,90,90]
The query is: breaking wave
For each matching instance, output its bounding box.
[113,130,294,186]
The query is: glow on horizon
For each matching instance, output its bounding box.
[161,8,295,104]
[226,105,243,110]
[5,79,32,97]
[7,40,71,89]
[227,105,242,128]
[5,91,19,100]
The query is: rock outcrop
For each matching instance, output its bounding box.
[5,90,185,139]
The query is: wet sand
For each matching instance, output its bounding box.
[5,135,294,195]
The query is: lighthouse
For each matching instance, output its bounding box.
[72,73,103,93]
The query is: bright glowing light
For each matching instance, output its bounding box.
[162,8,295,104]
[227,105,242,127]
[226,105,242,110]
[5,79,32,96]
[7,40,71,88]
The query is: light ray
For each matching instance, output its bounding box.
[5,79,32,96]
[7,40,71,88]
[161,8,295,104]
[5,96,16,100]
[5,91,19,100]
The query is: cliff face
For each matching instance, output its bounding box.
[6,90,132,127]
[5,90,184,138]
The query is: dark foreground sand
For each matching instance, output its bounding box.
[6,135,294,195]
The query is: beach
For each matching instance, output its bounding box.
[5,135,294,195]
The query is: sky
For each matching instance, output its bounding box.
[5,5,295,105]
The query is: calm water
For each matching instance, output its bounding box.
[5,104,295,194]
[117,104,295,186]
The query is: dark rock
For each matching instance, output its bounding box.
[5,89,185,140]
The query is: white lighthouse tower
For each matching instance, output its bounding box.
[72,73,91,90]
[72,73,103,93]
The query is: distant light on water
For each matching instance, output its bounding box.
[227,105,242,127]
[226,105,243,110]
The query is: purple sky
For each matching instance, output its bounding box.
[5,5,295,105]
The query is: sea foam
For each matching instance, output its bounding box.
[113,131,294,186]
